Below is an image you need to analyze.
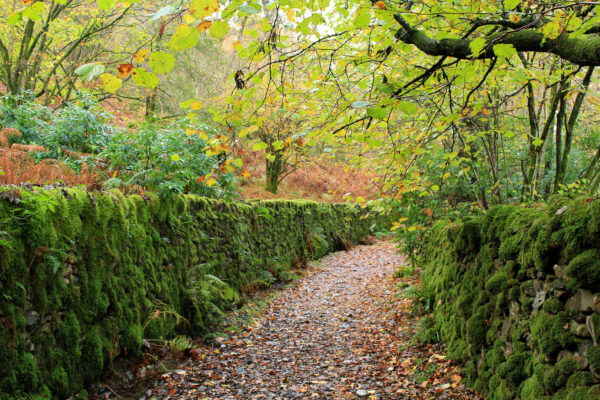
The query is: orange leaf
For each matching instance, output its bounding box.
[197,176,205,183]
[451,374,462,383]
[117,63,133,78]
[423,208,433,217]
[197,20,213,32]
[374,1,386,9]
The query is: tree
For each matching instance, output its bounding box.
[218,0,600,205]
[0,0,138,101]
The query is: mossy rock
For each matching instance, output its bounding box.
[486,272,509,294]
[586,345,600,372]
[565,249,600,287]
[498,352,530,387]
[543,297,564,314]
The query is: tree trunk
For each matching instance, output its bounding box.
[265,151,284,194]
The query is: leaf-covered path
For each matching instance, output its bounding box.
[99,242,476,399]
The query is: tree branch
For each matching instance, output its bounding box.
[394,14,600,66]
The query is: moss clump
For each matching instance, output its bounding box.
[565,249,600,286]
[586,345,600,372]
[498,352,530,386]
[530,311,574,356]
[543,297,563,314]
[566,371,597,389]
[486,272,509,294]
[466,313,487,347]
[535,356,581,394]
[520,376,546,400]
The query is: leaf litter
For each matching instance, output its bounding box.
[91,241,478,399]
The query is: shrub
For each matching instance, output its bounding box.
[101,117,236,198]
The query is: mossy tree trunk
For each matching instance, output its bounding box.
[265,150,285,194]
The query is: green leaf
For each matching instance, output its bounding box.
[238,4,260,15]
[469,37,487,56]
[493,44,517,58]
[366,106,387,120]
[149,51,176,74]
[132,68,160,88]
[252,142,268,151]
[351,100,370,108]
[532,138,544,147]
[210,20,230,39]
[169,24,199,51]
[504,0,520,11]
[353,10,371,29]
[7,11,22,25]
[75,63,105,81]
[398,101,418,115]
[376,83,395,94]
[97,0,116,10]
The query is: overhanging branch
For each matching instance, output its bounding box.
[394,14,600,66]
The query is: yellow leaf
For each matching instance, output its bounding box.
[198,131,208,141]
[183,13,195,24]
[185,128,196,136]
[241,170,250,178]
[99,73,122,93]
[286,9,295,22]
[190,101,202,110]
[206,177,217,186]
[509,13,520,23]
[133,49,150,63]
[189,0,219,19]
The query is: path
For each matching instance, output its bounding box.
[95,242,476,399]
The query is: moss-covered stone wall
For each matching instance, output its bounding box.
[0,188,387,400]
[417,196,600,399]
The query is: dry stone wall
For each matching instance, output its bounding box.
[416,196,600,399]
[0,188,389,400]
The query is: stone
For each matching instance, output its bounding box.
[578,340,594,369]
[570,320,591,338]
[26,311,40,327]
[532,286,547,312]
[593,293,600,313]
[356,389,368,397]
[566,289,594,312]
[553,265,566,279]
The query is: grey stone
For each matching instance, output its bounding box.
[356,389,368,397]
[566,289,594,312]
[570,320,591,337]
[593,293,600,313]
[26,311,40,326]
[588,315,598,345]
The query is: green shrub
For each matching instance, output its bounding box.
[101,117,236,198]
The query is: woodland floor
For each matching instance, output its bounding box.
[91,242,477,400]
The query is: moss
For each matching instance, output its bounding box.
[543,297,563,314]
[530,311,574,357]
[566,371,597,389]
[0,189,385,399]
[466,313,487,347]
[586,345,600,371]
[535,356,581,394]
[498,352,530,386]
[485,272,509,294]
[565,249,600,286]
[520,376,547,400]
[15,353,40,391]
